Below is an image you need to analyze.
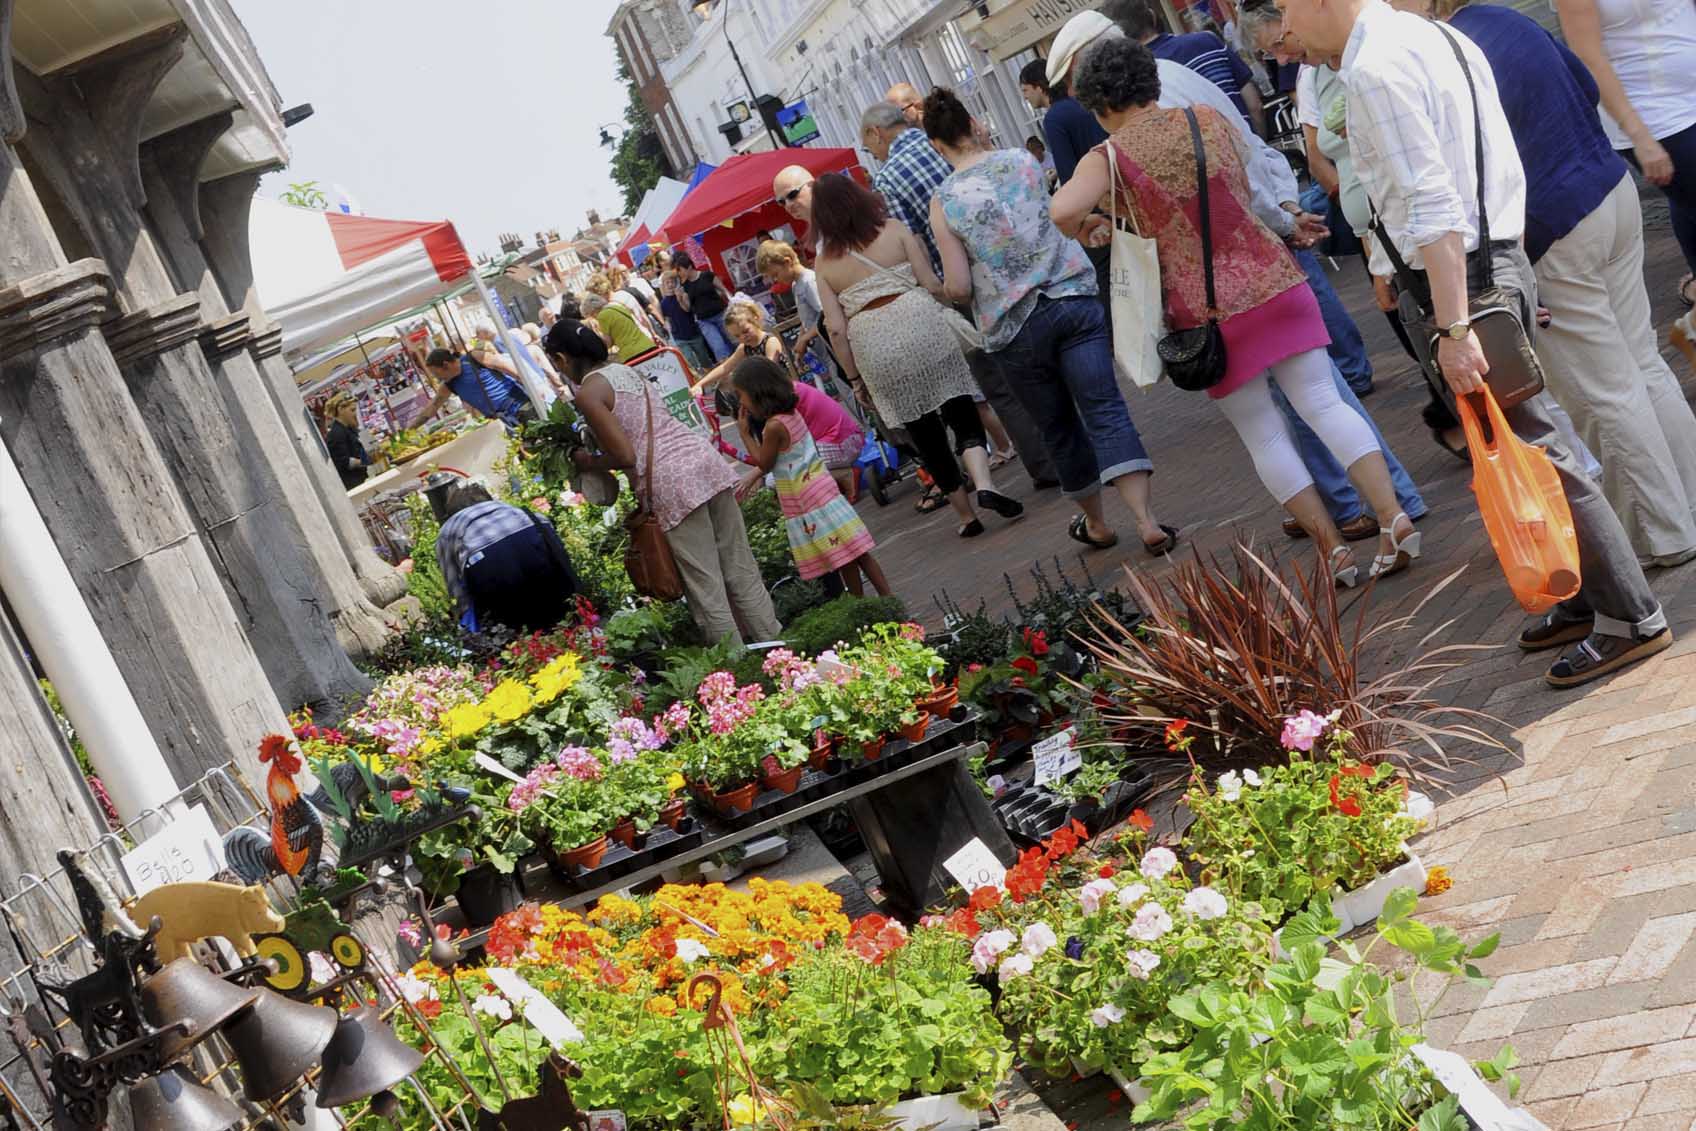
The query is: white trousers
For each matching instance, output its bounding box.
[1215,347,1382,504]
[1534,172,1696,560]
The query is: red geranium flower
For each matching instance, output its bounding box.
[1164,719,1190,750]
[1128,809,1154,832]
[968,886,1002,912]
[1098,864,1117,879]
[1022,627,1050,656]
[1329,775,1363,817]
[1011,655,1040,676]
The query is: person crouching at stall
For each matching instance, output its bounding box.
[435,481,580,633]
[732,357,892,598]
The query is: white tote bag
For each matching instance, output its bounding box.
[1104,140,1165,389]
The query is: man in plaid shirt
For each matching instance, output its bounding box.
[435,481,579,632]
[860,100,951,274]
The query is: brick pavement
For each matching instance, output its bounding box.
[854,208,1696,1129]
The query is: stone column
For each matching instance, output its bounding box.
[198,170,411,609]
[16,43,371,709]
[139,120,395,657]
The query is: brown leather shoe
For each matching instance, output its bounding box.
[1282,515,1309,539]
[1337,514,1379,542]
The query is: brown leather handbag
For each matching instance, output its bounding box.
[623,388,686,601]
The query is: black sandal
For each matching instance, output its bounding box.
[1142,524,1181,556]
[1546,629,1672,688]
[914,486,946,514]
[1067,514,1119,550]
[1517,607,1593,652]
[959,519,985,538]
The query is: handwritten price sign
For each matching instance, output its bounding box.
[943,837,1007,893]
[1032,727,1082,786]
[120,805,225,896]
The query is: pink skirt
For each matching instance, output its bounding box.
[1206,283,1332,400]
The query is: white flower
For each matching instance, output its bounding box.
[1243,768,1263,787]
[1125,948,1162,980]
[1078,878,1117,915]
[998,952,1034,979]
[472,993,513,1021]
[1127,903,1173,942]
[1022,921,1058,957]
[1115,882,1149,909]
[1140,847,1178,880]
[971,929,1017,975]
[1089,1002,1126,1028]
[394,970,438,1005]
[1182,886,1229,921]
[675,937,711,964]
[1216,770,1242,801]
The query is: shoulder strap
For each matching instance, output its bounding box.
[1183,108,1217,316]
[640,385,658,512]
[1102,141,1143,238]
[846,248,912,287]
[1434,22,1492,287]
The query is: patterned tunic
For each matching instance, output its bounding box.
[601,364,737,531]
[834,258,982,425]
[770,411,875,580]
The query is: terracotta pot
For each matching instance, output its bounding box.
[899,714,931,742]
[608,818,637,849]
[659,797,687,830]
[712,782,758,816]
[761,763,805,794]
[860,736,886,762]
[560,836,609,872]
[919,685,959,718]
[810,731,835,771]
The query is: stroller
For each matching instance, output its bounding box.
[786,324,917,507]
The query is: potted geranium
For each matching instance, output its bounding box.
[511,746,617,871]
[1182,710,1424,930]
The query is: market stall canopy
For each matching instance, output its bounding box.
[615,176,692,266]
[684,161,717,192]
[291,336,401,392]
[249,199,475,356]
[654,148,860,245]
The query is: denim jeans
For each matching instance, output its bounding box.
[698,313,734,362]
[1294,248,1373,395]
[1270,360,1426,524]
[1628,120,1696,276]
[674,335,714,373]
[991,295,1152,499]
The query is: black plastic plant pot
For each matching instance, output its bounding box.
[1066,796,1103,835]
[454,865,521,928]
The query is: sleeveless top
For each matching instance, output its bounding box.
[934,148,1095,350]
[1102,107,1305,332]
[600,364,736,531]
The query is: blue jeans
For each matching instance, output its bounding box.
[698,313,734,362]
[992,295,1152,499]
[1295,247,1373,395]
[674,335,713,373]
[1270,360,1426,523]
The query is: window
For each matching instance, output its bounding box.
[619,26,646,82]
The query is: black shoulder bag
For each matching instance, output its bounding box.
[1157,107,1229,392]
[1369,26,1545,409]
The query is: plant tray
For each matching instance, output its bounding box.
[717,768,844,829]
[545,821,705,888]
[884,1092,982,1131]
[1273,844,1427,957]
[1411,1044,1551,1130]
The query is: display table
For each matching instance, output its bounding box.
[348,418,507,506]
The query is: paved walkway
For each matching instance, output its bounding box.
[854,206,1696,1130]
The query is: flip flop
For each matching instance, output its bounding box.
[989,449,1015,469]
[914,487,947,514]
[1142,524,1181,556]
[1067,513,1119,550]
[1679,273,1695,309]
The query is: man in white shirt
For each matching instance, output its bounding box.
[1279,0,1670,687]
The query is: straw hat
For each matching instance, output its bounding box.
[1047,10,1118,88]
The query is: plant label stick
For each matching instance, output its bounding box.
[1033,727,1082,786]
[474,753,527,784]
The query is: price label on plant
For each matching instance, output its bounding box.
[474,753,526,784]
[1032,727,1082,786]
[587,1113,627,1131]
[120,805,226,896]
[486,967,584,1047]
[943,837,1007,892]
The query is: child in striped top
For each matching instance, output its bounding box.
[732,358,892,598]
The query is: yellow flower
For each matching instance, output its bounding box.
[645,995,677,1017]
[727,1095,765,1126]
[485,680,534,723]
[530,653,584,703]
[442,702,492,739]
[665,772,686,793]
[1424,866,1453,897]
[418,736,445,759]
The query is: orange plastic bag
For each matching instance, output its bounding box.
[1458,389,1581,613]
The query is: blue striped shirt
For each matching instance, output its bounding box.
[872,127,953,274]
[1150,32,1254,122]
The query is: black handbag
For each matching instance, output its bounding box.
[1157,107,1229,392]
[1370,25,1545,410]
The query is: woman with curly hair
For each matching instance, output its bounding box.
[1052,38,1413,585]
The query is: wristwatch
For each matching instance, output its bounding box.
[1442,320,1472,341]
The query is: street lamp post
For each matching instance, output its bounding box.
[721,0,785,148]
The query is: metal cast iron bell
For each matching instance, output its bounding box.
[314,1006,424,1113]
[140,958,259,1063]
[128,1066,243,1131]
[222,986,338,1101]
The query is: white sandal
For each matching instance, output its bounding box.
[1369,513,1422,580]
[1330,544,1360,590]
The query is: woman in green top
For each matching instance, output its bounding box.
[583,292,656,362]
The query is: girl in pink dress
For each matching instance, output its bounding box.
[1053,36,1420,585]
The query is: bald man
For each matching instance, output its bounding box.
[772,164,815,232]
[885,82,994,147]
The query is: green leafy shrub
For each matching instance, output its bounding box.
[784,595,907,657]
[402,495,454,621]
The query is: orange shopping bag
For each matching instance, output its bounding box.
[1458,389,1581,613]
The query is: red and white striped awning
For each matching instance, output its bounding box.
[250,199,475,356]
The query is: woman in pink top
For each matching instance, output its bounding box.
[793,379,865,495]
[544,320,781,645]
[1053,37,1415,586]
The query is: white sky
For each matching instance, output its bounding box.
[233,0,630,259]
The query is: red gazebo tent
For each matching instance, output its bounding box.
[652,147,865,281]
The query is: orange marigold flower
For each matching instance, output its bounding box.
[1424,866,1453,897]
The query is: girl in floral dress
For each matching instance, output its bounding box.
[731,358,892,598]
